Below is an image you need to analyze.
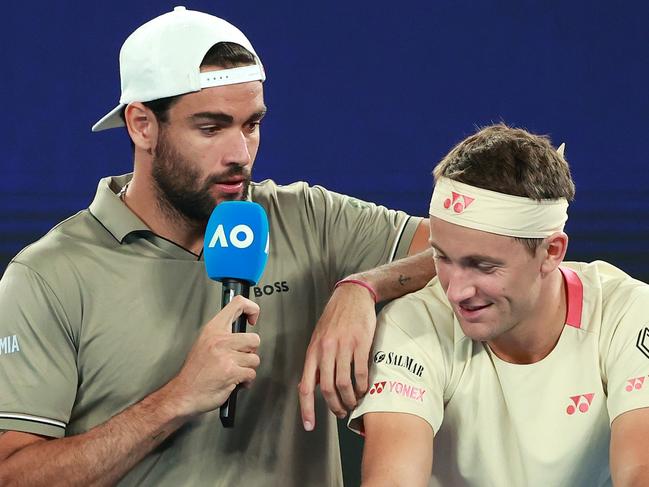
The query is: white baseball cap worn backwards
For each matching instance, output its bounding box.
[92,6,266,132]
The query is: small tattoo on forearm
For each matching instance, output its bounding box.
[398,274,411,286]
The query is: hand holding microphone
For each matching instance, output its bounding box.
[172,296,262,416]
[203,201,269,427]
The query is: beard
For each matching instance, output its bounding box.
[151,130,251,225]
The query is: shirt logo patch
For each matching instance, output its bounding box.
[374,350,424,378]
[252,280,290,297]
[369,379,426,402]
[369,381,387,395]
[636,327,649,359]
[387,380,426,402]
[625,376,647,392]
[566,393,594,415]
[443,191,475,214]
[0,334,20,356]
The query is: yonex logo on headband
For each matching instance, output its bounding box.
[443,192,475,214]
[430,177,569,238]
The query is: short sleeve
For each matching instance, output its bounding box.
[0,262,78,437]
[603,286,649,423]
[311,186,421,280]
[348,295,447,435]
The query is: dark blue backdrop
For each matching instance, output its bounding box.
[2,1,648,278]
[2,2,648,483]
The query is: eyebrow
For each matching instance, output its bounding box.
[190,108,267,126]
[429,240,505,266]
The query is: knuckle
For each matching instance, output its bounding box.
[335,377,351,390]
[320,338,338,352]
[355,370,368,382]
[249,332,261,347]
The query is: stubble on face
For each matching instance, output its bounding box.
[151,127,251,227]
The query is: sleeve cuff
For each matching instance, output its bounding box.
[0,413,66,438]
[390,216,423,262]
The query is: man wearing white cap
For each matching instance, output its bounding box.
[0,6,433,486]
[350,124,649,486]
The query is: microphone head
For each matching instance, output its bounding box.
[204,201,269,285]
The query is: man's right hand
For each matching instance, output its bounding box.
[0,295,262,486]
[168,295,262,417]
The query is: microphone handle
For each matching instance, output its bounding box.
[219,279,251,428]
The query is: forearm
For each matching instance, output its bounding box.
[348,248,436,302]
[0,382,190,487]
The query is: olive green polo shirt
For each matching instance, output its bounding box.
[0,174,420,486]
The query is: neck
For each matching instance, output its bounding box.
[488,269,567,364]
[121,172,205,255]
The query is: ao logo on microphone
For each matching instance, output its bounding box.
[207,224,255,249]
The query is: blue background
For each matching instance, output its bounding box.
[2,1,648,279]
[2,2,648,482]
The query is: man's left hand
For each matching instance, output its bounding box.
[298,282,376,431]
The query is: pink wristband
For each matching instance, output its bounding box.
[334,278,378,303]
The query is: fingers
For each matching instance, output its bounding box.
[353,342,371,399]
[232,349,261,369]
[211,295,261,332]
[335,345,357,410]
[298,351,318,431]
[318,339,346,419]
[225,332,261,353]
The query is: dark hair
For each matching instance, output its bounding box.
[120,42,257,130]
[433,123,575,253]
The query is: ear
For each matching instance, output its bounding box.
[124,102,158,153]
[540,231,568,274]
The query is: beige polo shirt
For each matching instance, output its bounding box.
[0,174,420,487]
[350,262,649,487]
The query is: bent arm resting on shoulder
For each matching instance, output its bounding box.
[0,296,261,486]
[361,412,433,487]
[611,407,649,487]
[299,219,435,428]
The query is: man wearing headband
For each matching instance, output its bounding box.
[349,124,649,486]
[0,7,434,486]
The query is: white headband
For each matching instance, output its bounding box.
[429,177,569,238]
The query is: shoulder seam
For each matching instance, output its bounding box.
[7,261,75,343]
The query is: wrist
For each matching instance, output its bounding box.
[153,378,198,423]
[334,277,378,303]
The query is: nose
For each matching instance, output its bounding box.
[223,130,252,168]
[444,268,477,305]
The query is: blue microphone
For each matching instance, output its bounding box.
[204,201,269,427]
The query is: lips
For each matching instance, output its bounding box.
[461,303,490,312]
[456,302,492,321]
[214,179,245,194]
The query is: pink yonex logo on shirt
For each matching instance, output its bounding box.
[369,381,387,395]
[443,192,475,214]
[625,376,647,392]
[387,380,425,402]
[566,393,595,415]
[368,380,425,402]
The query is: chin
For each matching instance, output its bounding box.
[457,320,499,342]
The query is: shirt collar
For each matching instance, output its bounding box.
[88,173,150,243]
